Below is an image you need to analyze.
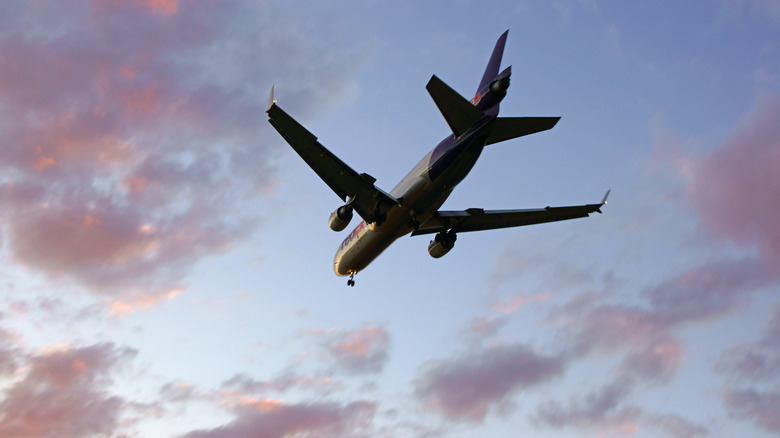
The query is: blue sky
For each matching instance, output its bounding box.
[0,1,779,437]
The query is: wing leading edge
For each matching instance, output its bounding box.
[411,190,610,236]
[267,96,399,224]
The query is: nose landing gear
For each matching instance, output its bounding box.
[347,273,356,287]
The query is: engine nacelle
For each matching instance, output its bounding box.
[328,204,353,232]
[490,75,510,98]
[428,232,456,258]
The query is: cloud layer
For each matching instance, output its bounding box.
[0,342,136,438]
[0,0,370,299]
[415,344,564,422]
[688,96,780,264]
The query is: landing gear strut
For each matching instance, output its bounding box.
[347,273,355,287]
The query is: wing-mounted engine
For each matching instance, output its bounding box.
[328,203,354,231]
[428,230,457,258]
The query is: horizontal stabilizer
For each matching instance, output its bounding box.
[427,75,485,138]
[485,117,560,145]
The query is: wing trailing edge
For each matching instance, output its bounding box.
[411,191,611,236]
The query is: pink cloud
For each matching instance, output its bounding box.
[724,389,780,433]
[558,295,669,359]
[534,377,708,437]
[179,400,377,438]
[533,378,641,432]
[414,344,564,422]
[138,0,179,16]
[647,414,708,438]
[159,381,198,403]
[320,327,391,375]
[492,292,551,314]
[462,315,507,340]
[0,327,19,377]
[0,0,371,301]
[0,343,136,438]
[109,288,183,316]
[619,338,683,383]
[688,96,780,265]
[221,372,340,397]
[717,304,780,380]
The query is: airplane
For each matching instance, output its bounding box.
[267,31,608,286]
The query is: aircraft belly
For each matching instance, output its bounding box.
[336,228,396,275]
[335,173,462,276]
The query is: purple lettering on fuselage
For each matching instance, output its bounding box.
[339,221,366,251]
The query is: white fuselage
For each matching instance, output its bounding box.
[333,119,492,276]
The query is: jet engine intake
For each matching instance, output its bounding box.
[328,204,353,232]
[428,230,456,258]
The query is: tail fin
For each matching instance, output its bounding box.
[427,75,485,138]
[476,30,509,95]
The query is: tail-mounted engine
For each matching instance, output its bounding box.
[428,230,457,258]
[328,204,353,231]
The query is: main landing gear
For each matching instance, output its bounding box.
[347,273,356,287]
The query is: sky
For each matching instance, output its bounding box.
[0,0,779,437]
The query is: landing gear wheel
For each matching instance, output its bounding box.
[347,274,355,287]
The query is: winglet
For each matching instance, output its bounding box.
[596,189,611,213]
[267,85,277,112]
[601,189,611,205]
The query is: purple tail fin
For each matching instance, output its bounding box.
[476,30,509,96]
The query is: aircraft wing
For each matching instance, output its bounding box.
[411,191,610,236]
[267,97,399,224]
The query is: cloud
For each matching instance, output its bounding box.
[109,288,183,316]
[643,256,780,325]
[619,337,683,383]
[0,0,372,298]
[724,389,780,433]
[0,343,137,438]
[688,96,780,265]
[0,326,19,377]
[562,301,669,358]
[319,326,391,376]
[414,344,564,422]
[159,381,199,404]
[533,378,641,433]
[179,399,377,438]
[526,254,773,436]
[526,269,723,435]
[492,292,551,314]
[221,372,339,397]
[717,304,780,380]
[647,414,708,438]
[533,377,708,437]
[461,315,508,342]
